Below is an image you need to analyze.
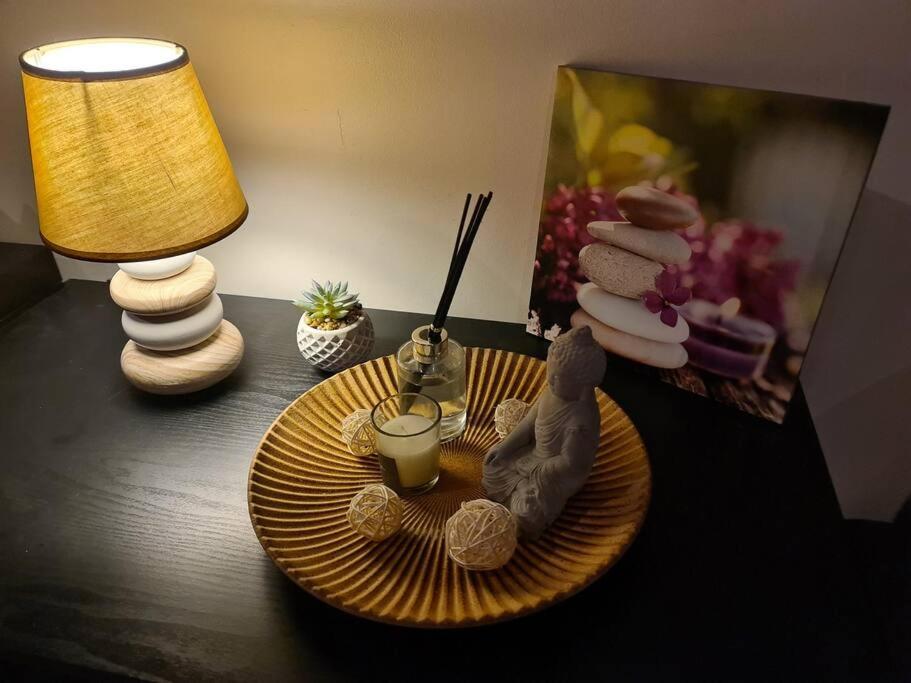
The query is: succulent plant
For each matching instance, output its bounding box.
[294,281,362,330]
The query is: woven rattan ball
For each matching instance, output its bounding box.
[347,484,403,541]
[494,398,530,439]
[340,409,377,456]
[445,499,517,570]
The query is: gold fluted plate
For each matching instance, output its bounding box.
[248,348,651,627]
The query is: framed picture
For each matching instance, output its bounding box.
[527,66,889,422]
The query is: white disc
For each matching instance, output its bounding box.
[118,252,196,280]
[122,293,223,351]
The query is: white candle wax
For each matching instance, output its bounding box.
[376,414,440,489]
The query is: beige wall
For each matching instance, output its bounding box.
[1,0,909,520]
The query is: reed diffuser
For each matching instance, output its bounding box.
[396,192,493,442]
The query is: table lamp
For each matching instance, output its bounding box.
[19,37,247,395]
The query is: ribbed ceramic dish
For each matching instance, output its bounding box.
[248,348,651,627]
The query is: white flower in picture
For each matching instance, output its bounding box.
[544,324,561,342]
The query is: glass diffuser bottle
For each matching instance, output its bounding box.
[397,326,466,442]
[395,191,493,445]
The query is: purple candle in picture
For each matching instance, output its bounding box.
[680,298,777,380]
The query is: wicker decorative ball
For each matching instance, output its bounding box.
[347,484,403,541]
[445,499,518,570]
[494,398,531,439]
[340,409,377,456]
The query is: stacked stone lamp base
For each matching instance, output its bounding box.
[110,253,244,394]
[572,186,697,369]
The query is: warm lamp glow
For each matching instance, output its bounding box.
[19,37,246,262]
[20,38,185,75]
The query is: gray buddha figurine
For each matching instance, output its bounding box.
[483,326,606,539]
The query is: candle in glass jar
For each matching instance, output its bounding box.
[371,393,442,495]
[376,415,440,488]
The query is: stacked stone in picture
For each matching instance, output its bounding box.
[571,186,696,369]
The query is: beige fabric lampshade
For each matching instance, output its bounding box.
[19,38,247,262]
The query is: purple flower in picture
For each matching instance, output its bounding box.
[677,219,799,331]
[533,185,625,303]
[642,270,691,327]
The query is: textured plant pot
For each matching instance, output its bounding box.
[297,312,375,372]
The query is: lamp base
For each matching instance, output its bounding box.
[111,253,243,394]
[121,320,244,394]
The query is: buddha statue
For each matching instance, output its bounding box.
[483,325,606,539]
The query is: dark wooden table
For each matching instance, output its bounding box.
[0,281,895,682]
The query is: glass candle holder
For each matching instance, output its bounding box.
[371,393,442,496]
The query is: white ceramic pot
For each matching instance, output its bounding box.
[297,311,375,372]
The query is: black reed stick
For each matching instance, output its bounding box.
[435,193,489,328]
[433,194,482,330]
[442,193,472,309]
[429,195,473,342]
[430,191,493,341]
[434,194,481,329]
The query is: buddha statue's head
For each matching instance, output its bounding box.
[546,326,606,401]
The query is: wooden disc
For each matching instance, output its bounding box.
[110,255,216,315]
[248,348,651,627]
[121,319,243,395]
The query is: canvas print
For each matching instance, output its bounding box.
[528,67,888,422]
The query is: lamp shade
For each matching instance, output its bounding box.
[19,38,247,262]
